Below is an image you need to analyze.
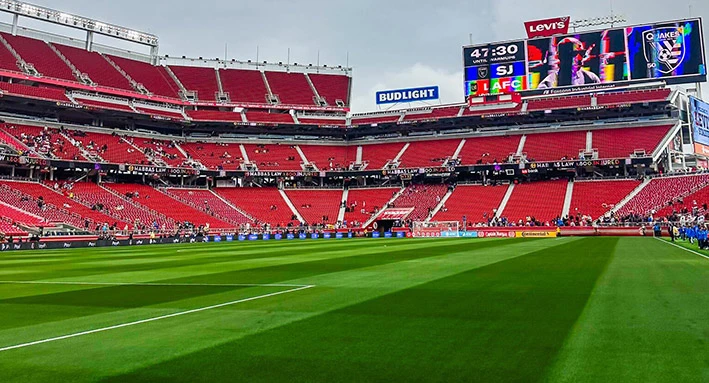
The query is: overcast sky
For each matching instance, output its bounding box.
[2,0,707,112]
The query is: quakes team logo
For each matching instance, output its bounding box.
[642,26,686,74]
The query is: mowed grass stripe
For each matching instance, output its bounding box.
[0,239,428,282]
[0,239,568,383]
[544,237,709,383]
[103,238,617,383]
[0,239,515,335]
[156,238,526,285]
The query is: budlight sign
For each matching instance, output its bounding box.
[376,86,439,105]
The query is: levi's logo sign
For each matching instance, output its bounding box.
[529,22,566,32]
[524,17,570,38]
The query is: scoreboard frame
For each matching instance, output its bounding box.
[463,17,706,97]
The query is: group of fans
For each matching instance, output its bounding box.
[655,223,709,250]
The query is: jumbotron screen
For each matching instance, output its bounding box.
[463,18,706,97]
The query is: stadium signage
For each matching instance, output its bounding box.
[375,86,439,105]
[524,16,570,38]
[690,97,709,147]
[464,18,706,97]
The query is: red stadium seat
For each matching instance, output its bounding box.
[502,181,567,223]
[569,180,641,220]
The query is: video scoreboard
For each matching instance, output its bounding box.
[463,18,706,97]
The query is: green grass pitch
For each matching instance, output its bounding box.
[0,237,707,382]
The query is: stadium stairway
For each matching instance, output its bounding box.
[164,188,252,225]
[570,179,642,219]
[338,189,349,222]
[208,189,256,222]
[426,187,455,222]
[611,178,652,214]
[278,189,304,223]
[616,174,709,216]
[496,184,515,218]
[363,187,406,228]
[562,180,574,217]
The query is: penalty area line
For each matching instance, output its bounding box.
[653,237,709,260]
[0,284,314,353]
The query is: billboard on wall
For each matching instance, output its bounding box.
[464,18,706,97]
[690,96,709,147]
[376,86,439,105]
[524,16,571,39]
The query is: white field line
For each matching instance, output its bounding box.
[653,237,709,260]
[0,284,314,353]
[0,280,310,288]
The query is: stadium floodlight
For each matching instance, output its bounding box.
[570,14,627,30]
[0,0,158,47]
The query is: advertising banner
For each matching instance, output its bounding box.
[524,16,571,38]
[376,86,439,105]
[515,231,558,238]
[690,96,709,146]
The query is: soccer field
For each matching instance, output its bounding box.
[0,237,707,382]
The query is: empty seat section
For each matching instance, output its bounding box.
[0,181,120,228]
[298,118,346,126]
[265,71,316,105]
[104,184,233,229]
[285,189,342,225]
[655,183,709,217]
[219,69,269,104]
[243,143,301,171]
[0,38,21,72]
[361,142,405,169]
[245,111,294,124]
[398,139,460,168]
[308,73,350,106]
[53,44,132,90]
[0,82,70,102]
[133,106,184,120]
[0,219,28,236]
[71,182,172,229]
[135,138,187,167]
[1,33,75,81]
[69,131,149,164]
[214,187,297,226]
[402,106,462,122]
[457,135,520,165]
[350,115,400,125]
[502,181,567,223]
[596,89,671,106]
[166,188,251,224]
[523,131,587,162]
[181,142,242,170]
[344,188,399,226]
[527,95,591,111]
[592,125,671,159]
[187,110,242,122]
[433,185,508,225]
[4,124,84,160]
[299,145,354,171]
[618,175,709,216]
[0,203,43,226]
[169,65,219,101]
[107,55,181,98]
[391,184,448,222]
[77,99,135,113]
[569,180,641,219]
[0,183,83,228]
